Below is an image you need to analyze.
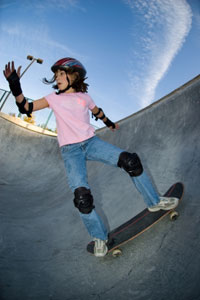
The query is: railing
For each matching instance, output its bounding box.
[0,88,56,132]
[0,88,99,132]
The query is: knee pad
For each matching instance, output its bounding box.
[117,152,143,177]
[74,187,95,214]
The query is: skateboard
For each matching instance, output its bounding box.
[87,182,184,257]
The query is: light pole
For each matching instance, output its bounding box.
[0,55,43,111]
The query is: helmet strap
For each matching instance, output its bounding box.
[56,75,72,95]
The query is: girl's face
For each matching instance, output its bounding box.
[55,69,69,90]
[55,69,78,92]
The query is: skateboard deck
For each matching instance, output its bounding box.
[87,182,184,256]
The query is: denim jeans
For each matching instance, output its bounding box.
[60,136,159,240]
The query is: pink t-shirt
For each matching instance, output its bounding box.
[45,92,96,147]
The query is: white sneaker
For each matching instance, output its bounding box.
[148,197,179,212]
[93,238,108,257]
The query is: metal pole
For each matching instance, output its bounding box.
[20,59,36,78]
[43,110,53,131]
[0,90,12,111]
[0,55,43,111]
[0,90,7,104]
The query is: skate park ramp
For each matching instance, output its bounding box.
[0,75,200,300]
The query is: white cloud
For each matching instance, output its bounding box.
[0,0,86,66]
[0,0,85,12]
[125,0,192,108]
[31,0,86,13]
[0,23,84,61]
[0,1,17,9]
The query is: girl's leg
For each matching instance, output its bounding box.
[80,210,108,241]
[86,136,159,208]
[60,143,90,191]
[131,173,159,207]
[60,143,108,240]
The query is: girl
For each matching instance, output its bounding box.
[3,58,178,257]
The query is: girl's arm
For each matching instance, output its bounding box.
[91,106,119,131]
[31,98,49,111]
[91,106,107,122]
[3,61,49,116]
[16,94,49,112]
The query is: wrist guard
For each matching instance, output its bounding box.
[92,107,115,129]
[7,70,22,97]
[16,97,33,117]
[104,118,116,129]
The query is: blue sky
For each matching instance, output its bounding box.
[0,0,200,128]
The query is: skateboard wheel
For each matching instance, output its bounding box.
[112,248,122,257]
[169,211,179,221]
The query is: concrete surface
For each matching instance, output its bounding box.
[0,75,200,300]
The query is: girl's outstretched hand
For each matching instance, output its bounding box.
[3,61,21,79]
[110,123,119,132]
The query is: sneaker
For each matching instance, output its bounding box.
[148,196,179,212]
[93,238,108,257]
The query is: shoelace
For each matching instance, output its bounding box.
[160,197,174,204]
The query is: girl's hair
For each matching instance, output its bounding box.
[43,70,89,93]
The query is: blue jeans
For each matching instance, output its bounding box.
[60,136,159,240]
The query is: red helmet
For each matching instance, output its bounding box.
[51,57,86,78]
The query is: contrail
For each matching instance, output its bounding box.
[125,0,192,108]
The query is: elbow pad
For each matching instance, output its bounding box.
[92,107,105,121]
[92,107,115,128]
[16,97,33,117]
